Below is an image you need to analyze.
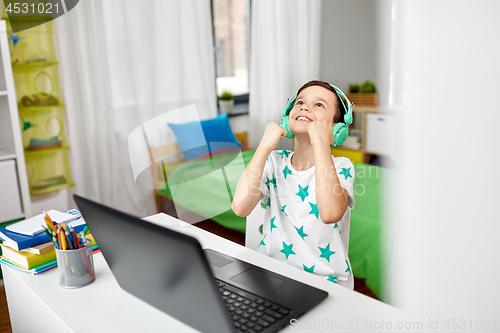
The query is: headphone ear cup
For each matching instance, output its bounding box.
[280,116,295,139]
[332,123,349,146]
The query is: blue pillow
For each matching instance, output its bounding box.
[168,113,241,160]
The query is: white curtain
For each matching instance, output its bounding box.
[249,0,322,149]
[55,0,217,216]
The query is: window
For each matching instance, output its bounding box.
[211,0,250,110]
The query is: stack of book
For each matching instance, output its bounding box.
[0,209,94,275]
[341,135,362,150]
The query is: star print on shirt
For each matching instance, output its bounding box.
[303,264,315,273]
[270,216,278,232]
[269,174,277,189]
[280,242,296,260]
[266,197,271,208]
[308,202,319,219]
[279,150,290,158]
[259,235,266,248]
[345,260,351,274]
[264,176,270,190]
[296,184,309,202]
[333,223,338,229]
[319,244,336,262]
[283,165,292,179]
[327,275,339,284]
[338,167,353,180]
[281,205,288,216]
[295,225,308,239]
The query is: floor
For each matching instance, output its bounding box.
[0,220,379,333]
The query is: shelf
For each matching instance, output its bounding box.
[0,91,7,96]
[30,181,75,195]
[1,14,55,22]
[335,145,362,151]
[12,61,58,69]
[0,148,17,162]
[24,146,69,155]
[18,104,65,112]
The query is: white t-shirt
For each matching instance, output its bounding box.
[258,150,355,289]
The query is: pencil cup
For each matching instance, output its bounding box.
[55,238,95,289]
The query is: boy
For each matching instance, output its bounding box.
[232,80,355,289]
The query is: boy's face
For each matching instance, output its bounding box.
[288,85,338,136]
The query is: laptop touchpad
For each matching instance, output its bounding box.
[231,269,285,290]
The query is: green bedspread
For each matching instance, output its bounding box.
[156,149,386,300]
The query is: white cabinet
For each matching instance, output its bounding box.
[365,113,398,156]
[0,20,31,222]
[0,160,23,221]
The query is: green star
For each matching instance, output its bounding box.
[269,174,277,189]
[264,176,270,190]
[259,235,266,248]
[295,225,308,239]
[295,185,309,202]
[280,242,296,260]
[270,216,278,232]
[308,202,319,219]
[338,167,352,180]
[281,205,288,216]
[267,197,271,208]
[303,264,315,273]
[327,275,339,284]
[345,260,351,274]
[283,165,292,179]
[279,150,290,158]
[333,223,338,229]
[319,244,336,262]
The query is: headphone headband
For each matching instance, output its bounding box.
[282,84,353,126]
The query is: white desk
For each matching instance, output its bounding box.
[2,213,409,332]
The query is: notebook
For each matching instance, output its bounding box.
[6,209,81,236]
[0,223,86,251]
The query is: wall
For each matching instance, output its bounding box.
[319,0,377,93]
[320,0,396,105]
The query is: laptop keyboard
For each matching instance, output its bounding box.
[215,279,290,333]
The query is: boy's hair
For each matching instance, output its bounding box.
[296,80,347,124]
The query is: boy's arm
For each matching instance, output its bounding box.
[232,123,287,217]
[308,121,349,224]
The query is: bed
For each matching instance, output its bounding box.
[154,147,387,300]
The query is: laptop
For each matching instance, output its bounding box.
[74,195,328,333]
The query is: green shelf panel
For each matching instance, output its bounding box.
[25,148,74,195]
[29,181,75,195]
[12,61,58,68]
[19,104,65,112]
[24,146,69,156]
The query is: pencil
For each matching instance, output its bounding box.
[64,230,74,250]
[52,236,59,249]
[58,227,67,250]
[41,225,57,248]
[42,210,57,233]
[70,226,82,248]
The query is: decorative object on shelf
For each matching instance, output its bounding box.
[346,80,378,106]
[218,90,234,114]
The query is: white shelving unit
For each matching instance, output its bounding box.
[0,20,31,222]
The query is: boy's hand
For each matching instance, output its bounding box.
[307,120,335,147]
[258,122,288,152]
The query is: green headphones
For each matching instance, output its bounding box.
[279,84,353,146]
